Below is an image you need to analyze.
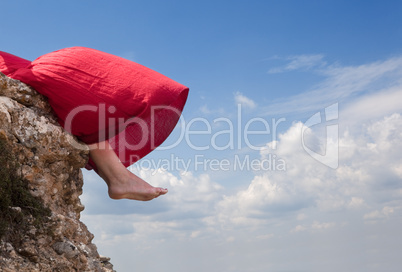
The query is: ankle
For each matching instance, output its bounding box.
[93,158,129,185]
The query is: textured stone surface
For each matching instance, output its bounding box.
[0,72,114,271]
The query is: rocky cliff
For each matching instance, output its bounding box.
[0,72,114,271]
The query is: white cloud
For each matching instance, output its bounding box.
[137,169,223,207]
[292,221,336,233]
[80,55,402,272]
[85,106,402,271]
[291,224,306,233]
[364,206,395,221]
[234,91,257,109]
[199,104,211,114]
[311,221,336,230]
[341,87,402,128]
[83,92,402,238]
[348,197,365,209]
[216,110,402,221]
[263,56,402,116]
[268,54,326,74]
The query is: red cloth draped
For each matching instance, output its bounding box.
[0,47,189,169]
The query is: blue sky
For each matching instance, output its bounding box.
[3,1,402,271]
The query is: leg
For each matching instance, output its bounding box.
[88,140,168,201]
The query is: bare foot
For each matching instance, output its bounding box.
[88,141,168,201]
[107,171,168,201]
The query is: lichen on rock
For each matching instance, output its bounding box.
[0,72,114,272]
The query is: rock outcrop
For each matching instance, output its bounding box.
[0,72,114,271]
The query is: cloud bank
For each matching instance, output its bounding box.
[81,55,402,272]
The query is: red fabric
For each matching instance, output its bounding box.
[0,47,189,169]
[0,51,31,75]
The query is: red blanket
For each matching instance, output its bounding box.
[0,47,189,169]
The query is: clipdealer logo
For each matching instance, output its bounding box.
[63,102,339,171]
[301,103,339,169]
